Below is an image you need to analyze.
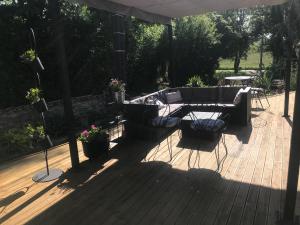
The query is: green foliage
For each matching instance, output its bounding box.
[253,73,272,90]
[25,88,41,103]
[0,127,32,152]
[186,75,205,87]
[127,19,166,94]
[20,49,36,62]
[0,123,45,154]
[173,15,220,86]
[26,123,45,140]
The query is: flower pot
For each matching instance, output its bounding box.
[33,98,48,113]
[31,57,44,73]
[82,134,109,159]
[113,91,125,103]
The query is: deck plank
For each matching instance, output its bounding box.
[0,92,298,225]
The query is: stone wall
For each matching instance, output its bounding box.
[0,94,107,131]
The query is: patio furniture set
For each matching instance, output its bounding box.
[124,86,251,141]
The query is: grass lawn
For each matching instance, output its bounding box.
[219,52,272,70]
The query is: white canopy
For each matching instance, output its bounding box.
[74,0,287,24]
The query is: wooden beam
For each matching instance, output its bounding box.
[49,0,79,169]
[283,45,300,223]
[112,14,126,81]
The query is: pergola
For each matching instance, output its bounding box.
[49,0,299,223]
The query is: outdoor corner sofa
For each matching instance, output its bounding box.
[123,86,251,140]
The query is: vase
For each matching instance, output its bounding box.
[114,91,125,103]
[82,134,109,159]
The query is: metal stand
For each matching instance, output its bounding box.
[28,28,63,183]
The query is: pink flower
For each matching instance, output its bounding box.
[91,125,96,129]
[82,130,89,137]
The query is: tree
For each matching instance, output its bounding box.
[213,9,251,73]
[173,15,220,86]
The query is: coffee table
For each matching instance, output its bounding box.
[180,111,223,140]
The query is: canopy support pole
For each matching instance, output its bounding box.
[50,0,79,169]
[112,14,126,81]
[284,3,293,118]
[167,23,174,87]
[284,55,291,117]
[283,49,300,223]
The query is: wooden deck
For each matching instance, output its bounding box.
[1,92,299,225]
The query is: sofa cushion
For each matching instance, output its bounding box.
[191,119,225,132]
[159,104,183,116]
[165,90,183,104]
[233,88,244,105]
[152,116,181,128]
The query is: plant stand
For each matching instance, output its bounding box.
[27,28,63,183]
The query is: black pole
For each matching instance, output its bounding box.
[167,23,174,87]
[49,0,79,169]
[283,49,300,222]
[284,54,291,117]
[284,2,294,117]
[112,14,126,81]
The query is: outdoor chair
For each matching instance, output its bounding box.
[182,112,229,172]
[250,74,270,109]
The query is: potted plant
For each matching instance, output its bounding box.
[78,125,109,159]
[25,88,48,113]
[186,75,205,87]
[109,78,125,103]
[20,49,44,73]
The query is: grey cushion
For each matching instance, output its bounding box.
[159,104,183,116]
[233,88,244,105]
[165,91,183,104]
[191,119,225,132]
[152,116,181,128]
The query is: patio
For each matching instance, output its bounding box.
[1,92,299,225]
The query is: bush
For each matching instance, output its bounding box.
[0,123,45,154]
[186,75,205,87]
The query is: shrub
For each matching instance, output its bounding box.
[0,123,47,159]
[253,73,272,90]
[186,75,205,87]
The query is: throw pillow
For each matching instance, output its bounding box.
[165,91,183,104]
[233,88,244,105]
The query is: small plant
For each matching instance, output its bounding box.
[25,88,41,104]
[254,73,272,90]
[26,123,45,140]
[186,75,205,87]
[78,125,107,143]
[109,78,125,92]
[20,49,36,63]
